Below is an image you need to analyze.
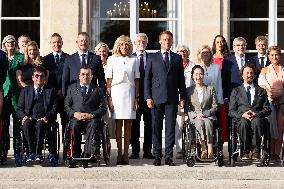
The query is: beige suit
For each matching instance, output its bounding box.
[186,85,218,143]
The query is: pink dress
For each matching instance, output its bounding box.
[213,57,228,143]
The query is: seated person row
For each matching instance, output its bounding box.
[16,66,57,162]
[64,67,107,166]
[186,65,218,159]
[229,63,271,159]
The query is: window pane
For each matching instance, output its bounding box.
[278,21,284,49]
[278,0,284,18]
[139,0,168,18]
[1,20,40,45]
[139,21,167,50]
[100,20,130,49]
[100,0,130,18]
[230,21,268,50]
[230,0,268,18]
[2,0,40,17]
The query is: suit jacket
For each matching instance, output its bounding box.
[251,54,270,70]
[62,51,106,96]
[221,54,255,99]
[16,86,57,121]
[43,52,68,91]
[133,51,148,102]
[144,50,186,104]
[186,85,218,120]
[64,83,107,119]
[228,84,271,119]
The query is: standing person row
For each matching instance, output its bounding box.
[106,35,140,165]
[130,33,154,159]
[144,31,186,166]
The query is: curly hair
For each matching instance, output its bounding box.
[112,35,133,57]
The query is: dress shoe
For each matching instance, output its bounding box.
[116,156,123,165]
[129,153,139,159]
[165,158,175,166]
[15,154,23,167]
[143,153,155,159]
[153,158,161,166]
[35,155,44,162]
[82,161,88,168]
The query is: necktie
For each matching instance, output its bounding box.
[246,86,251,105]
[241,57,245,68]
[260,57,265,68]
[81,85,87,95]
[164,52,169,70]
[81,54,87,68]
[139,54,144,73]
[55,54,60,63]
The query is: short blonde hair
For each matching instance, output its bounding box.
[196,45,213,64]
[23,41,43,66]
[94,42,110,53]
[2,35,17,52]
[267,46,281,55]
[255,35,268,46]
[112,35,133,57]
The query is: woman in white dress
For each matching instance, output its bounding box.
[106,35,140,165]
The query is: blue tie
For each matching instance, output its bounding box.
[81,54,87,68]
[246,86,251,105]
[81,85,87,95]
[55,54,60,63]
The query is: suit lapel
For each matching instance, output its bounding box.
[87,52,93,66]
[240,85,250,105]
[43,87,49,112]
[28,86,34,112]
[75,83,84,101]
[75,53,81,68]
[168,51,174,72]
[84,85,95,101]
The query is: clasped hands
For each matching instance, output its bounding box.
[242,110,256,121]
[74,112,93,121]
[22,116,48,125]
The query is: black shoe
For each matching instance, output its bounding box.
[143,153,155,159]
[82,161,88,168]
[153,158,161,166]
[129,153,139,159]
[165,158,175,166]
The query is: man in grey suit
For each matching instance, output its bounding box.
[65,67,107,168]
[229,63,271,159]
[144,31,186,166]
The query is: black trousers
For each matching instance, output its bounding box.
[22,119,47,155]
[238,117,266,153]
[152,102,177,160]
[131,100,152,155]
[70,119,101,157]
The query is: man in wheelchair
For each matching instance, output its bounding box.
[64,67,107,167]
[229,63,271,160]
[16,66,58,164]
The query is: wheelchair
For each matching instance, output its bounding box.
[20,121,60,167]
[228,118,271,167]
[182,119,224,167]
[63,119,111,168]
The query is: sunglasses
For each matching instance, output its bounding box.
[33,74,46,78]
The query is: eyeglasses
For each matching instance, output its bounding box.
[33,74,45,78]
[234,44,246,47]
[201,51,211,55]
[177,50,188,53]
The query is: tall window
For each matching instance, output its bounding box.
[91,0,180,50]
[0,0,40,45]
[230,0,284,54]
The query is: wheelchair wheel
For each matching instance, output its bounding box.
[216,156,224,167]
[261,154,270,167]
[102,121,111,165]
[186,157,195,167]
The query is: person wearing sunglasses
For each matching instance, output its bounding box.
[16,66,57,165]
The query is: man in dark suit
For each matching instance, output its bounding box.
[65,67,107,168]
[62,32,105,96]
[130,33,154,159]
[144,31,186,166]
[222,37,255,100]
[44,33,69,140]
[251,35,269,71]
[229,63,271,159]
[17,66,57,163]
